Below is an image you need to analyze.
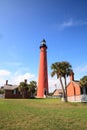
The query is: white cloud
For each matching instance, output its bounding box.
[61,18,74,28]
[0,69,11,76]
[0,78,6,86]
[0,69,71,93]
[57,18,87,30]
[0,69,11,86]
[48,75,62,92]
[0,68,61,92]
[48,74,71,93]
[11,72,35,85]
[0,69,36,86]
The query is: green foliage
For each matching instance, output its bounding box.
[51,61,72,78]
[0,89,4,94]
[18,81,29,98]
[80,76,87,87]
[28,81,37,97]
[19,82,29,90]
[18,80,37,98]
[0,99,87,130]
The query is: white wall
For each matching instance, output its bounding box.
[67,95,87,102]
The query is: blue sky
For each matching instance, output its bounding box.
[0,0,87,92]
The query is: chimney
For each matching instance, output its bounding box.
[24,79,27,84]
[70,71,74,81]
[6,80,8,85]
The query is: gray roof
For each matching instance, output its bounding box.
[4,85,18,90]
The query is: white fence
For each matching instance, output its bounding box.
[0,94,4,98]
[67,94,87,102]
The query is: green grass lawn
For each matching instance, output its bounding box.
[0,98,87,130]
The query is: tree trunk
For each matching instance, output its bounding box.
[59,77,66,102]
[64,76,67,102]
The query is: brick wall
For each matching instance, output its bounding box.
[67,82,81,97]
[5,89,22,98]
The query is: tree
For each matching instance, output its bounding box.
[28,81,37,98]
[18,81,29,98]
[79,76,87,87]
[79,76,87,95]
[51,61,73,102]
[0,89,4,94]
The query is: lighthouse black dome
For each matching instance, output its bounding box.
[40,39,47,49]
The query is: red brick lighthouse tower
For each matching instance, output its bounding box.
[37,39,48,98]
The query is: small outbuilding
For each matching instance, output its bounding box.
[52,89,63,98]
[67,72,87,102]
[4,80,21,98]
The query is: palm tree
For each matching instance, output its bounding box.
[18,81,29,98]
[51,61,73,101]
[28,81,37,98]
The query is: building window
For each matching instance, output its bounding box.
[80,87,83,94]
[12,89,16,94]
[80,87,87,94]
[83,87,86,94]
[85,87,87,94]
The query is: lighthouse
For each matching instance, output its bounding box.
[37,39,48,98]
